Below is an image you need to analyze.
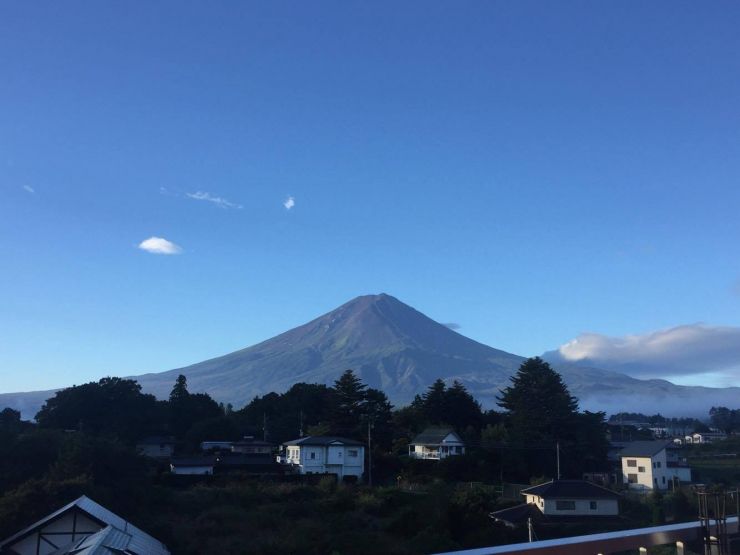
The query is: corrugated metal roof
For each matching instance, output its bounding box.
[0,496,170,555]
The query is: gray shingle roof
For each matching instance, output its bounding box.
[282,435,364,447]
[411,427,462,445]
[618,441,671,458]
[521,480,620,500]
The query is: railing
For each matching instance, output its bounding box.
[431,516,739,555]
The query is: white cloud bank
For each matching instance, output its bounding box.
[186,191,242,209]
[557,324,740,380]
[283,196,295,210]
[22,185,35,194]
[138,236,183,255]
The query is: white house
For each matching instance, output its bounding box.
[136,435,176,459]
[684,432,727,444]
[522,480,620,516]
[278,436,365,480]
[0,495,170,555]
[408,427,465,460]
[490,480,620,526]
[620,441,691,491]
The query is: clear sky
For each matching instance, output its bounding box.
[2,1,740,392]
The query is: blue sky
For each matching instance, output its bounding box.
[2,1,740,392]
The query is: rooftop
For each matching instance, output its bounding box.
[521,480,621,500]
[411,427,462,445]
[282,435,364,447]
[618,441,672,458]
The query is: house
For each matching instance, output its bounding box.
[170,455,215,475]
[408,427,465,460]
[684,432,727,444]
[231,436,273,455]
[0,495,170,555]
[278,436,365,480]
[490,480,620,526]
[215,453,283,475]
[136,435,176,459]
[521,480,620,517]
[620,441,691,491]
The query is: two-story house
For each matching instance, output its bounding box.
[408,427,465,460]
[278,436,365,481]
[620,440,691,491]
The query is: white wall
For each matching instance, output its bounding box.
[5,511,103,555]
[623,452,670,490]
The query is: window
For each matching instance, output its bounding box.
[657,461,662,468]
[310,452,315,460]
[662,476,666,484]
[590,501,597,510]
[628,473,638,483]
[347,449,358,457]
[627,460,637,467]
[638,466,645,473]
[555,500,576,510]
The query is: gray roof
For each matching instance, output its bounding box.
[51,525,141,555]
[618,441,671,458]
[521,480,620,500]
[0,496,169,555]
[411,427,462,445]
[282,435,364,447]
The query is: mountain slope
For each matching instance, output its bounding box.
[132,293,525,405]
[1,293,739,419]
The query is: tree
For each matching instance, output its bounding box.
[36,377,162,442]
[170,374,189,404]
[497,357,578,443]
[710,406,737,434]
[330,369,368,436]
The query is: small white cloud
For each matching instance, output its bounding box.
[138,236,183,255]
[22,185,35,194]
[186,191,242,209]
[283,196,295,210]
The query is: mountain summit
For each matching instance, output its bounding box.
[2,293,739,418]
[132,293,525,405]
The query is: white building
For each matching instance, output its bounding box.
[522,480,620,516]
[620,441,691,491]
[408,427,465,460]
[278,436,364,480]
[0,495,170,555]
[684,432,727,444]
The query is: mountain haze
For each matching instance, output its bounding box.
[2,294,739,419]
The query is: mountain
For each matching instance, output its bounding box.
[2,293,739,419]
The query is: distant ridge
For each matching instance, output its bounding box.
[2,293,739,419]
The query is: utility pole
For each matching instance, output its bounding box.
[299,410,304,437]
[367,418,373,487]
[556,441,561,480]
[527,517,534,542]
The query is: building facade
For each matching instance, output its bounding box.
[278,436,365,480]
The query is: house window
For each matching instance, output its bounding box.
[310,452,315,459]
[662,477,666,484]
[347,449,358,457]
[627,460,637,467]
[628,474,638,483]
[657,462,662,468]
[555,500,576,510]
[590,501,597,510]
[638,466,645,473]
